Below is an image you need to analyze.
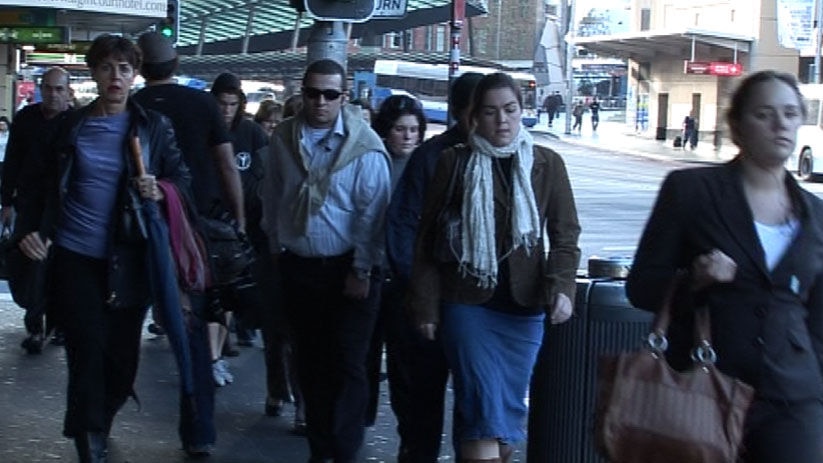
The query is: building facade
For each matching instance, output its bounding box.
[576,0,799,148]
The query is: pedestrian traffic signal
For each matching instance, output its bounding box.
[303,0,375,22]
[157,0,179,45]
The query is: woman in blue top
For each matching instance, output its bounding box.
[17,34,190,463]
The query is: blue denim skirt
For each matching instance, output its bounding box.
[440,303,545,444]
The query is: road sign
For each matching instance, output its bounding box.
[684,61,743,76]
[304,0,375,22]
[0,26,67,44]
[373,0,408,18]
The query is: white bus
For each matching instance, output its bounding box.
[789,84,823,181]
[371,60,539,127]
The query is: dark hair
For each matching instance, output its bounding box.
[303,59,347,91]
[469,72,523,120]
[450,72,484,117]
[727,70,806,147]
[85,34,141,71]
[211,72,247,129]
[140,58,178,81]
[254,99,283,124]
[0,116,10,129]
[372,95,427,144]
[282,94,303,119]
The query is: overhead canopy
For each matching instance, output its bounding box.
[178,50,509,81]
[176,0,488,56]
[573,28,753,62]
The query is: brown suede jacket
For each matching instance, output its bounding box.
[407,143,581,326]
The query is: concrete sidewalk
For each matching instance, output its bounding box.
[529,112,738,164]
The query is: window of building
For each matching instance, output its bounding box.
[435,25,447,52]
[385,32,402,49]
[475,29,488,55]
[425,26,433,51]
[640,8,651,31]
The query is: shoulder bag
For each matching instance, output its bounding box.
[594,273,755,463]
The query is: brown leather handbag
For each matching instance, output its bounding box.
[595,275,755,463]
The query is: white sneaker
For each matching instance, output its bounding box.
[215,358,234,384]
[212,360,226,387]
[221,359,234,384]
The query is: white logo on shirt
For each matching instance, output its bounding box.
[235,152,252,171]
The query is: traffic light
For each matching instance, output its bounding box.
[303,0,375,22]
[157,0,179,45]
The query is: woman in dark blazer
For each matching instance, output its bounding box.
[626,71,823,462]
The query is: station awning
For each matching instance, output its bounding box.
[177,50,509,81]
[573,28,754,61]
[176,0,488,56]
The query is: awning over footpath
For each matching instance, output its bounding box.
[178,50,512,81]
[573,28,754,61]
[176,0,488,56]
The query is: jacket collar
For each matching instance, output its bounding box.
[716,159,813,278]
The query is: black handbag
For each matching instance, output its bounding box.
[431,149,468,264]
[199,216,254,286]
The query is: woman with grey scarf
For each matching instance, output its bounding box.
[408,72,581,463]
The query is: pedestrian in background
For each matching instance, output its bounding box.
[260,58,391,463]
[627,70,823,462]
[254,99,283,137]
[134,31,245,458]
[682,111,698,149]
[1,68,72,355]
[572,101,585,133]
[589,96,601,132]
[386,71,482,462]
[209,72,269,383]
[407,72,581,463]
[0,116,10,176]
[364,94,426,430]
[17,34,190,463]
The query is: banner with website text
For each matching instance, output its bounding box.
[0,0,167,19]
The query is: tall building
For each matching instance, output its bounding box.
[575,0,799,147]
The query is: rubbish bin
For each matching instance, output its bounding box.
[528,259,653,463]
[655,126,667,140]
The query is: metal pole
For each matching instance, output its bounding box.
[495,0,503,60]
[306,21,348,70]
[815,0,823,83]
[447,0,466,127]
[564,0,577,135]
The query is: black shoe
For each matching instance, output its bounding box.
[21,334,44,354]
[147,323,166,336]
[50,331,66,346]
[291,419,307,436]
[222,344,240,357]
[74,432,108,463]
[265,397,284,417]
[184,443,214,458]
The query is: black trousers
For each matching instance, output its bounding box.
[281,251,380,462]
[52,246,146,438]
[741,397,823,462]
[381,278,452,463]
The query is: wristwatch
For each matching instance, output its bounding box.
[352,267,371,281]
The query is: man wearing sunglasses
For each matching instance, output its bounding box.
[261,58,391,463]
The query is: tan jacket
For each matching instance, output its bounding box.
[407,143,581,325]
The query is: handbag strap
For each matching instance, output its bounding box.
[646,271,717,366]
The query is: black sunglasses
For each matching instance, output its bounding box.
[302,87,344,100]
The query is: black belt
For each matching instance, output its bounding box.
[281,249,353,267]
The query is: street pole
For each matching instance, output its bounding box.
[447,0,466,127]
[815,0,823,83]
[564,0,576,134]
[306,21,348,71]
